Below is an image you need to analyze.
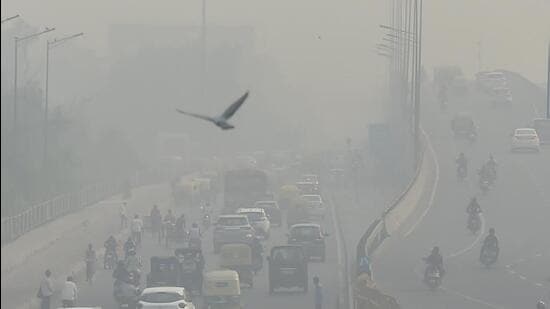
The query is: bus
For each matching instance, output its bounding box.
[533,118,550,145]
[224,169,268,210]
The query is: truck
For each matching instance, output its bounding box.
[224,169,268,211]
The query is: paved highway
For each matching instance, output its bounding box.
[372,74,550,309]
[75,193,342,308]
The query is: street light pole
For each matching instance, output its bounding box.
[201,0,207,105]
[413,0,423,168]
[43,32,84,168]
[547,41,549,119]
[13,27,55,132]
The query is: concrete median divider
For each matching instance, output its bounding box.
[352,129,438,309]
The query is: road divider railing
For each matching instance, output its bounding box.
[352,133,428,309]
[1,169,162,246]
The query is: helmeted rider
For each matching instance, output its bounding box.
[125,249,141,283]
[424,246,445,279]
[123,237,136,258]
[466,197,482,216]
[104,235,118,260]
[456,152,468,175]
[480,228,499,259]
[113,260,130,284]
[484,154,498,182]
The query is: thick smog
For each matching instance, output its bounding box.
[1,1,549,309]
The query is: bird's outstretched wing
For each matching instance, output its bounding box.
[221,91,249,120]
[176,109,215,122]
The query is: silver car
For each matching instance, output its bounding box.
[237,208,271,239]
[213,215,255,253]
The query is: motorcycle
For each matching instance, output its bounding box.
[424,264,442,290]
[480,245,499,267]
[113,280,140,309]
[467,213,482,234]
[104,250,117,270]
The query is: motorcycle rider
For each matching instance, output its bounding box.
[423,246,445,279]
[130,214,143,247]
[113,261,130,284]
[176,214,186,233]
[466,197,482,215]
[480,228,499,260]
[125,249,141,284]
[456,152,468,177]
[189,222,201,247]
[104,235,118,265]
[123,237,136,259]
[537,301,547,309]
[484,154,498,183]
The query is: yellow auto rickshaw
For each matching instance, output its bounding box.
[278,184,300,210]
[219,243,254,288]
[202,270,242,309]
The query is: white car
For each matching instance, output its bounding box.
[511,128,540,152]
[237,208,271,238]
[301,194,326,219]
[138,287,195,308]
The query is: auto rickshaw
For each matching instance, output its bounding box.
[278,184,300,210]
[202,270,242,309]
[219,243,254,288]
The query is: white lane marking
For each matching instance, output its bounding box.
[440,286,505,309]
[412,264,504,309]
[447,214,486,259]
[404,127,440,238]
[329,196,353,308]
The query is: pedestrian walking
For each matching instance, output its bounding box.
[61,276,78,307]
[150,205,162,238]
[85,244,97,283]
[313,276,323,309]
[131,214,143,247]
[37,269,54,309]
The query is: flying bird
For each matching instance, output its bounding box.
[176,91,249,130]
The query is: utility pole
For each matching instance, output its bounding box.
[13,27,55,132]
[43,32,84,168]
[413,0,423,169]
[547,41,549,119]
[201,0,207,105]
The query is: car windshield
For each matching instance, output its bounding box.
[141,291,184,303]
[291,226,321,240]
[241,212,265,222]
[516,129,536,135]
[218,217,248,226]
[272,248,304,262]
[303,195,321,203]
[256,202,277,208]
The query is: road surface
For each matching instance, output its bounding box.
[372,73,550,308]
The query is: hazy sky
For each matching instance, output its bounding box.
[2,0,548,82]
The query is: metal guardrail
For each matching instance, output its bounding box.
[1,169,162,246]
